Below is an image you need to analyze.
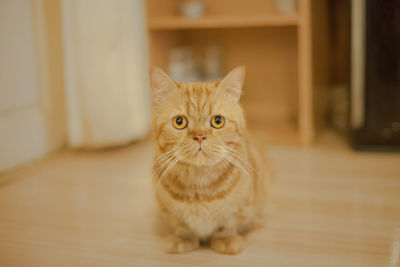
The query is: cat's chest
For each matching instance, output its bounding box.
[174,199,237,238]
[159,165,249,237]
[180,202,221,238]
[163,183,243,238]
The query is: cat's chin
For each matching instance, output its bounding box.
[182,151,221,167]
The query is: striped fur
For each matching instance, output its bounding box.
[150,66,268,254]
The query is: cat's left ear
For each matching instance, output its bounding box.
[149,66,177,105]
[217,66,246,103]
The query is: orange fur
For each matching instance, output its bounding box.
[150,66,269,254]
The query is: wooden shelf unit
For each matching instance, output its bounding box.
[145,0,329,145]
[148,15,298,30]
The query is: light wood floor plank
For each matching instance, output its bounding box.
[0,136,399,266]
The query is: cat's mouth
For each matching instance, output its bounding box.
[195,147,207,157]
[184,147,221,166]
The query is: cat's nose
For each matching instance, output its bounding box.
[193,136,206,145]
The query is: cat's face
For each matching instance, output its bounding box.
[150,66,246,166]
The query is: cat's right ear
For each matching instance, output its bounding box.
[149,67,177,104]
[217,66,246,103]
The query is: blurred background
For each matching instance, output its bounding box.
[0,0,400,266]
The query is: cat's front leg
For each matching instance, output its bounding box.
[164,235,199,254]
[164,227,199,254]
[210,227,245,255]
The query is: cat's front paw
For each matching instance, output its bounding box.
[164,235,199,254]
[211,235,244,255]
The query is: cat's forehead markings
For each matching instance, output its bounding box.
[178,82,216,116]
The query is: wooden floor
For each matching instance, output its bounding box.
[1,133,400,266]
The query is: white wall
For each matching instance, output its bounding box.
[0,0,66,173]
[0,0,151,172]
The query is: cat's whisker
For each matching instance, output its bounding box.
[200,145,252,178]
[223,146,250,164]
[222,152,249,178]
[154,158,178,191]
[223,146,257,171]
[226,152,254,178]
[153,154,176,175]
[206,146,229,161]
[154,152,186,192]
[153,148,177,165]
[214,153,227,170]
[223,146,259,175]
[154,150,175,163]
[219,155,233,178]
[153,144,190,175]
[154,147,191,188]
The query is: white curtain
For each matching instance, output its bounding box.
[62,0,150,148]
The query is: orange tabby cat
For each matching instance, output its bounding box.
[150,66,268,254]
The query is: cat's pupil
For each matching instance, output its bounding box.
[176,117,183,125]
[214,116,222,124]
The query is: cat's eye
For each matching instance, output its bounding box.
[210,115,225,129]
[172,115,188,130]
